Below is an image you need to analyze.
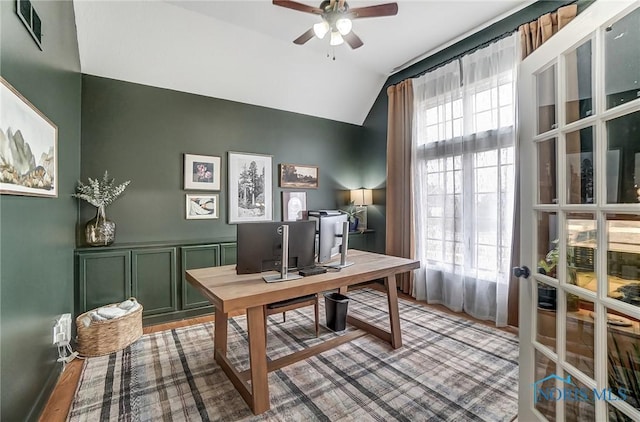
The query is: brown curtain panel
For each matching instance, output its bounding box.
[386,79,415,294]
[519,4,577,60]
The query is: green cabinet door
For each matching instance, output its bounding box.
[77,250,131,313]
[132,247,177,316]
[348,232,366,251]
[220,242,237,265]
[347,230,375,252]
[180,244,219,309]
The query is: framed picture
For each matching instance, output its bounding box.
[282,191,307,221]
[279,163,319,189]
[0,77,57,197]
[186,194,218,219]
[184,153,221,190]
[228,152,272,223]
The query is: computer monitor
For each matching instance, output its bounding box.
[236,220,316,275]
[308,211,348,264]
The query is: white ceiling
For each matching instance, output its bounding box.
[73,0,529,125]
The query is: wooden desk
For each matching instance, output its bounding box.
[186,250,419,415]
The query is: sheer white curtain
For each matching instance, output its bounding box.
[411,33,518,326]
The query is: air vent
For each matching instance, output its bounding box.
[16,0,42,50]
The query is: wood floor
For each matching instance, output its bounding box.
[39,283,517,422]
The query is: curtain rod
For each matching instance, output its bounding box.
[408,30,516,81]
[402,0,580,82]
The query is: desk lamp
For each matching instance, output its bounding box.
[349,188,373,230]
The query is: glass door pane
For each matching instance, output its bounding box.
[606,309,640,413]
[535,350,557,419]
[565,40,593,123]
[538,139,558,204]
[564,374,596,421]
[567,213,597,293]
[607,214,640,307]
[566,127,594,204]
[538,211,558,278]
[606,111,640,204]
[565,297,595,377]
[605,7,640,110]
[538,65,557,134]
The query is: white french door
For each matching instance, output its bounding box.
[517,1,640,421]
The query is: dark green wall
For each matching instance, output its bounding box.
[0,1,81,421]
[80,75,364,244]
[360,0,592,253]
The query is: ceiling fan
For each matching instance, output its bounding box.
[273,0,398,49]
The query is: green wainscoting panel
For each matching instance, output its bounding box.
[221,242,237,266]
[77,251,131,313]
[132,247,178,316]
[181,244,220,309]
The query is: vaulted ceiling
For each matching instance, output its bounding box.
[73,0,530,125]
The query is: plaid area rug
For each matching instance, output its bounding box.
[67,288,519,421]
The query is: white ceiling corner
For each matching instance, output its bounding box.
[73,0,529,126]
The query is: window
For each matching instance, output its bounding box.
[417,76,515,146]
[412,33,517,325]
[416,73,516,279]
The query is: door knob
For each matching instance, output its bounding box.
[512,266,531,279]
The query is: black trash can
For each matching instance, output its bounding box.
[324,292,349,331]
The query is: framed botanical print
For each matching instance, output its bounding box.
[228,152,272,223]
[0,77,57,197]
[184,153,221,190]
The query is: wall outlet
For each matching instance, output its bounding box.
[52,313,72,346]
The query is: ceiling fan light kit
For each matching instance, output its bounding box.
[273,0,398,50]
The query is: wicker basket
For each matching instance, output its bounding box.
[76,302,143,357]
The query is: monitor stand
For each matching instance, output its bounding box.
[263,224,304,283]
[325,221,354,269]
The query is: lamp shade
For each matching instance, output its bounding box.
[350,189,373,206]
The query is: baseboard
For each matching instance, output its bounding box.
[26,362,62,422]
[142,307,214,326]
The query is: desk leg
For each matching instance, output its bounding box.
[214,306,228,359]
[246,306,270,414]
[385,275,403,349]
[339,286,348,295]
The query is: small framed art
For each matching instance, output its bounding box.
[282,191,307,221]
[279,163,318,189]
[186,194,218,219]
[184,153,221,190]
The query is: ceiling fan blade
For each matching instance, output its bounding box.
[272,0,323,15]
[343,31,364,49]
[349,3,398,19]
[293,28,316,45]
